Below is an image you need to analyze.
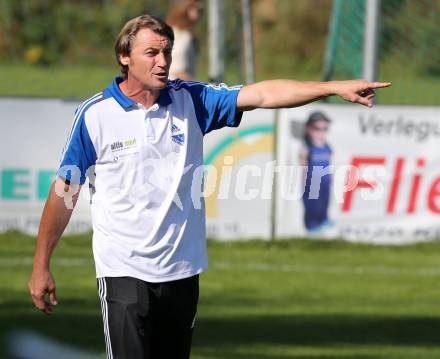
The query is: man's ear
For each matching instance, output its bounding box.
[119,53,130,66]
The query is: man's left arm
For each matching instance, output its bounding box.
[236,79,391,111]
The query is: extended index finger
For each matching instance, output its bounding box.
[368,82,392,89]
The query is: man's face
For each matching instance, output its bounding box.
[120,28,172,89]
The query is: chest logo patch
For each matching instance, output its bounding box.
[171,124,185,146]
[110,138,137,152]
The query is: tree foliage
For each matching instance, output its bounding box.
[0,0,438,79]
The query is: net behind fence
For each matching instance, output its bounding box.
[323,0,440,106]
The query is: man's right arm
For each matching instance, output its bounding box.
[237,79,391,111]
[28,177,80,315]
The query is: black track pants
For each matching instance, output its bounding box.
[97,275,199,359]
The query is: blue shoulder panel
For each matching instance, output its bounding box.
[57,95,101,185]
[169,80,243,135]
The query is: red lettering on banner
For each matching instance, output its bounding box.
[342,156,440,216]
[428,178,440,214]
[342,157,386,212]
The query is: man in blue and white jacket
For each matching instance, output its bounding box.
[29,14,390,359]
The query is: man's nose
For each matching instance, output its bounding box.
[156,52,168,68]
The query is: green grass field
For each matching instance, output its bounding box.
[1,63,439,106]
[0,63,241,99]
[1,231,440,359]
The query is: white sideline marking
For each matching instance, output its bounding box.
[1,256,440,277]
[211,261,440,277]
[0,257,91,267]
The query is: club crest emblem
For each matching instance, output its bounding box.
[171,124,185,146]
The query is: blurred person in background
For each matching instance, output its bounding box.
[299,111,334,233]
[28,12,390,359]
[166,0,203,80]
